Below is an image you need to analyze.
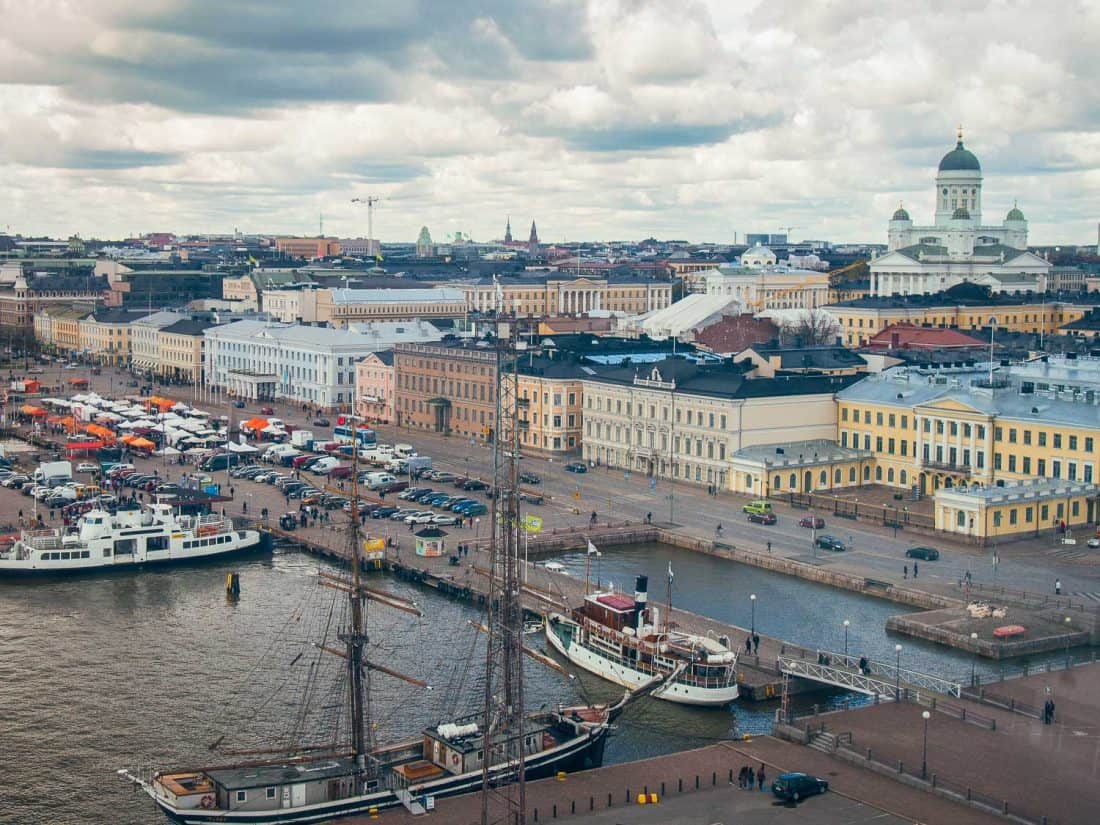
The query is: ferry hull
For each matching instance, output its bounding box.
[0,531,271,579]
[146,728,607,825]
[546,618,739,707]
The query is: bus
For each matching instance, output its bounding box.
[333,424,377,447]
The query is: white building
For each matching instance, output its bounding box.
[131,310,189,374]
[203,319,442,409]
[705,264,831,310]
[739,245,777,267]
[263,289,320,324]
[871,130,1050,297]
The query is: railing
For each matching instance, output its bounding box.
[778,654,962,698]
[920,458,972,473]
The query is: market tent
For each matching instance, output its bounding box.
[20,405,47,417]
[242,417,268,432]
[68,377,89,386]
[120,433,139,445]
[226,442,258,454]
[129,437,156,450]
[146,397,175,412]
[65,440,106,451]
[153,446,181,456]
[84,423,115,440]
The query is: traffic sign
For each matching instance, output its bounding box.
[523,515,543,533]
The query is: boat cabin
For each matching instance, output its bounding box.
[419,716,552,779]
[579,592,637,631]
[168,757,365,813]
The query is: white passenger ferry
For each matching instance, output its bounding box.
[546,574,740,706]
[0,502,268,576]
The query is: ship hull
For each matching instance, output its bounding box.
[0,531,271,578]
[546,616,739,706]
[147,728,608,825]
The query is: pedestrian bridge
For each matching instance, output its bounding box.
[777,654,962,699]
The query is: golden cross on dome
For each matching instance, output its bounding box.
[957,124,964,142]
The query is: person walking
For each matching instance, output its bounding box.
[745,636,752,654]
[913,561,919,578]
[903,564,908,579]
[242,500,247,514]
[752,633,760,654]
[758,764,766,791]
[1055,578,1061,595]
[715,523,723,537]
[746,767,754,790]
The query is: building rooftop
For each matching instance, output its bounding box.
[132,310,190,329]
[207,319,441,349]
[866,324,986,350]
[161,319,218,336]
[329,287,464,304]
[826,283,1088,310]
[731,439,874,468]
[936,477,1098,505]
[691,314,779,354]
[88,309,153,325]
[748,344,867,371]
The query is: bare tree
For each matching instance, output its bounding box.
[778,309,839,347]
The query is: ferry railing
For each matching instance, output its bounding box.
[777,655,962,699]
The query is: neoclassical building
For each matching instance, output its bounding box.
[870,130,1050,297]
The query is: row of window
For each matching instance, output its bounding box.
[400,373,495,402]
[585,397,730,430]
[184,534,232,549]
[954,500,1077,530]
[398,398,489,425]
[41,550,91,560]
[995,427,1094,452]
[992,454,1093,482]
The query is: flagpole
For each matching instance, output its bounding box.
[584,543,591,596]
[666,562,673,634]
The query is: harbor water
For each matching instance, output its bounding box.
[0,541,1077,825]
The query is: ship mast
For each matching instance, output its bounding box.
[339,412,374,785]
[481,319,527,825]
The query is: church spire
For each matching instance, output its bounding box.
[529,220,538,244]
[504,216,512,244]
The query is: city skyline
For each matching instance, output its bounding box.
[0,0,1096,245]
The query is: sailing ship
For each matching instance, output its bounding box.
[0,502,268,577]
[546,574,740,706]
[121,404,626,823]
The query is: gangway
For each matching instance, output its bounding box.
[777,654,961,699]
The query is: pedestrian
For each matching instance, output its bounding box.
[913,561,919,578]
[738,766,747,788]
[766,540,772,553]
[242,500,248,514]
[716,523,723,537]
[229,486,235,498]
[903,564,908,579]
[745,636,752,654]
[1048,699,1055,724]
[1055,578,1061,595]
[746,767,754,790]
[49,508,55,521]
[752,633,760,654]
[965,569,972,584]
[758,764,766,791]
[645,511,652,525]
[858,655,869,676]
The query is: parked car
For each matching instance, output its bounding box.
[398,488,429,500]
[455,502,488,516]
[431,514,457,525]
[460,479,488,491]
[3,474,30,489]
[564,462,587,473]
[1088,537,1100,549]
[76,462,99,474]
[519,491,544,505]
[370,506,399,519]
[259,406,275,415]
[519,472,541,484]
[405,512,435,525]
[747,511,777,525]
[313,418,331,427]
[815,535,847,552]
[798,515,825,529]
[233,400,246,409]
[772,772,828,801]
[905,546,940,560]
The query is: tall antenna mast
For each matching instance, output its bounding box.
[481,319,527,825]
[351,196,383,258]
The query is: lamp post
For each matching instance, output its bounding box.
[1065,616,1073,667]
[750,593,756,635]
[988,316,997,386]
[970,631,979,687]
[921,710,931,779]
[895,644,903,700]
[843,619,850,659]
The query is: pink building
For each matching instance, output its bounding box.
[355,351,395,425]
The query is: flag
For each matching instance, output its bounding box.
[587,539,599,555]
[668,561,674,584]
[523,514,543,533]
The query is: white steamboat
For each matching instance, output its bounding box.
[546,574,739,706]
[0,503,267,577]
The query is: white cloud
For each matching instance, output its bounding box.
[0,0,1094,244]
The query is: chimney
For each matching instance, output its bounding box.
[633,575,649,630]
[890,332,900,349]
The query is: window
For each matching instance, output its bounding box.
[842,408,848,421]
[1073,500,1080,517]
[840,432,848,447]
[1038,458,1046,475]
[1088,437,1095,453]
[773,474,781,489]
[1086,464,1094,483]
[236,791,247,803]
[1038,431,1047,447]
[1023,457,1031,474]
[889,413,896,427]
[1023,429,1031,445]
[864,410,871,424]
[1054,433,1063,449]
[994,453,1002,470]
[849,467,856,482]
[977,425,985,439]
[1008,428,1016,444]
[1053,460,1061,479]
[994,427,1002,441]
[789,473,797,488]
[1070,435,1078,451]
[876,412,883,426]
[902,415,908,429]
[957,511,966,527]
[900,470,907,485]
[266,788,277,800]
[875,436,883,452]
[1008,455,1016,472]
[888,438,895,454]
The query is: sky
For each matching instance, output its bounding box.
[0,0,1096,246]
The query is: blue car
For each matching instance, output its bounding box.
[456,503,488,516]
[449,499,477,511]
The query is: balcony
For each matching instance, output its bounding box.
[920,458,972,474]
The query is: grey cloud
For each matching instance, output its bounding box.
[560,122,742,151]
[343,160,430,182]
[61,148,182,169]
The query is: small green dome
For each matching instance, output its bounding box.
[1006,204,1025,221]
[952,206,971,220]
[892,206,910,221]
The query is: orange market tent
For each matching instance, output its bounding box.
[66,440,106,451]
[47,415,77,428]
[129,437,156,450]
[20,404,47,417]
[120,433,139,445]
[22,379,41,394]
[242,417,269,432]
[84,423,116,440]
[146,396,175,412]
[68,377,89,386]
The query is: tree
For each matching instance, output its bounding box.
[778,309,839,347]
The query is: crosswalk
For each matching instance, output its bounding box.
[1047,546,1090,562]
[1073,591,1100,603]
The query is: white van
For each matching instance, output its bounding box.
[394,443,416,458]
[310,456,340,475]
[364,472,397,490]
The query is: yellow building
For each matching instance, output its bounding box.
[35,306,91,355]
[836,357,1100,539]
[728,439,874,496]
[935,479,1098,542]
[274,237,341,259]
[155,319,214,383]
[77,310,148,366]
[457,275,672,317]
[826,285,1087,347]
[517,359,586,454]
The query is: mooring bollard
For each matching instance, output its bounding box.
[589,796,593,811]
[695,775,700,789]
[678,778,683,793]
[931,773,937,787]
[897,760,903,773]
[570,800,575,814]
[866,747,872,760]
[712,771,716,786]
[661,781,666,796]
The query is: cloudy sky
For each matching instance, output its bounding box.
[1,0,1096,245]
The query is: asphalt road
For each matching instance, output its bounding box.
[56,363,1100,599]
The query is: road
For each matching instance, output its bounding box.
[58,363,1100,601]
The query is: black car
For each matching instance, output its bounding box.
[772,772,828,801]
[519,491,544,505]
[519,472,541,484]
[564,462,587,473]
[313,418,331,427]
[461,479,489,491]
[815,535,847,552]
[905,546,940,560]
[233,400,246,409]
[371,506,399,519]
[747,511,777,525]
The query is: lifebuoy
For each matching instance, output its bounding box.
[200,794,215,809]
[450,753,460,767]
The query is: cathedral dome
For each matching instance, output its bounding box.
[939,138,981,172]
[891,205,910,221]
[1006,204,1025,221]
[951,206,971,219]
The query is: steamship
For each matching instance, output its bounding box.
[546,575,739,706]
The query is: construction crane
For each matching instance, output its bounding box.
[778,226,802,242]
[350,195,383,257]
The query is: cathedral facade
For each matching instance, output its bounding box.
[870,131,1049,297]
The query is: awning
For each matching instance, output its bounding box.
[20,405,47,416]
[129,437,156,449]
[65,440,106,451]
[242,417,269,432]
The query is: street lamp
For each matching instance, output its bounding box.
[987,316,997,386]
[750,593,756,635]
[843,619,850,659]
[895,644,903,700]
[970,632,979,687]
[921,710,931,779]
[1064,616,1072,667]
